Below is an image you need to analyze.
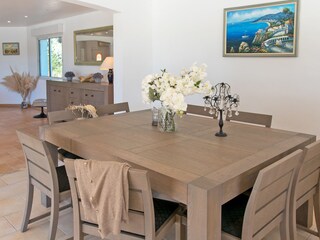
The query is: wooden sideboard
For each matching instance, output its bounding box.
[46,80,114,112]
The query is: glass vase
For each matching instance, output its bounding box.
[158,107,176,132]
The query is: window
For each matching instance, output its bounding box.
[39,37,62,78]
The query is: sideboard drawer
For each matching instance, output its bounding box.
[47,80,113,112]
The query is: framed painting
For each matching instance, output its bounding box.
[2,42,20,55]
[223,0,298,57]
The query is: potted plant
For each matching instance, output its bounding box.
[1,67,39,109]
[65,71,75,81]
[92,72,103,83]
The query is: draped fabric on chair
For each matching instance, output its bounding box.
[65,158,181,240]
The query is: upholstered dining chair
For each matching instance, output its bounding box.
[16,130,71,240]
[95,102,130,116]
[290,140,320,239]
[181,149,303,240]
[220,149,303,240]
[64,159,181,240]
[226,111,272,128]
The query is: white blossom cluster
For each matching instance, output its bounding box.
[141,64,212,115]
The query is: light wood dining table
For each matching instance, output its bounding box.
[40,110,316,240]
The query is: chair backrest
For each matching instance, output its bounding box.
[226,111,272,128]
[48,110,78,125]
[96,102,130,116]
[64,159,156,239]
[186,104,213,118]
[16,130,59,198]
[294,140,320,208]
[241,149,303,239]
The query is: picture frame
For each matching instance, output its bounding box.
[223,0,298,57]
[2,42,20,55]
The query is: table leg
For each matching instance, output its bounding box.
[188,179,222,240]
[41,194,51,208]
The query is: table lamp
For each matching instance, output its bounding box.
[100,57,114,84]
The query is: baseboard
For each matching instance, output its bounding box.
[0,104,30,107]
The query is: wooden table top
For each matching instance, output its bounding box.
[42,110,316,204]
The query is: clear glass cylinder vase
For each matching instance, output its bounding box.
[158,107,176,132]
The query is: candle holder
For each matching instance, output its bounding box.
[204,82,240,137]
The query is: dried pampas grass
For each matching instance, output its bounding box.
[1,67,39,101]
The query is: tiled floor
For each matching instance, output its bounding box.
[0,107,318,239]
[0,170,318,240]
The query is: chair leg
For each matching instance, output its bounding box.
[21,182,34,232]
[48,195,59,240]
[175,215,182,240]
[280,219,290,240]
[313,189,320,237]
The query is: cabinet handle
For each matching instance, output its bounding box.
[58,90,61,93]
[91,95,94,97]
[85,94,88,96]
[54,90,56,92]
[71,91,74,94]
[71,101,74,104]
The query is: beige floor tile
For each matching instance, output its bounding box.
[5,202,50,230]
[57,209,73,236]
[0,196,25,218]
[0,178,7,188]
[0,217,16,238]
[307,234,320,240]
[0,170,26,185]
[0,220,66,240]
[0,181,26,201]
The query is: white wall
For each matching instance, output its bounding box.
[26,10,114,102]
[0,11,114,104]
[0,28,29,104]
[152,0,320,138]
[69,0,153,108]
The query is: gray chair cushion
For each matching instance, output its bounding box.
[221,194,249,238]
[58,148,82,159]
[56,166,70,192]
[153,198,179,231]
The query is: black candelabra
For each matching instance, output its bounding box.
[204,82,240,137]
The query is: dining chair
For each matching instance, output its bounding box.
[47,109,78,125]
[290,140,320,239]
[95,102,130,116]
[64,159,182,240]
[226,111,272,128]
[220,149,303,240]
[181,150,303,240]
[47,109,82,160]
[17,130,71,240]
[186,104,213,118]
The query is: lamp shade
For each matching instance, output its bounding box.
[100,57,114,70]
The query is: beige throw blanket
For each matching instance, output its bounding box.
[74,160,130,239]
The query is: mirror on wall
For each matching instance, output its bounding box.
[74,26,113,66]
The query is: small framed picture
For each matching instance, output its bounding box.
[2,42,20,55]
[223,0,298,57]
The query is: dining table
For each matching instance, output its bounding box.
[40,110,316,240]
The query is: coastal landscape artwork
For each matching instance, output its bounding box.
[223,1,298,57]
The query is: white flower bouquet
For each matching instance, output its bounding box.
[66,104,98,118]
[142,63,212,116]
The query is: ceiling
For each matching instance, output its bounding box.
[0,0,96,27]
